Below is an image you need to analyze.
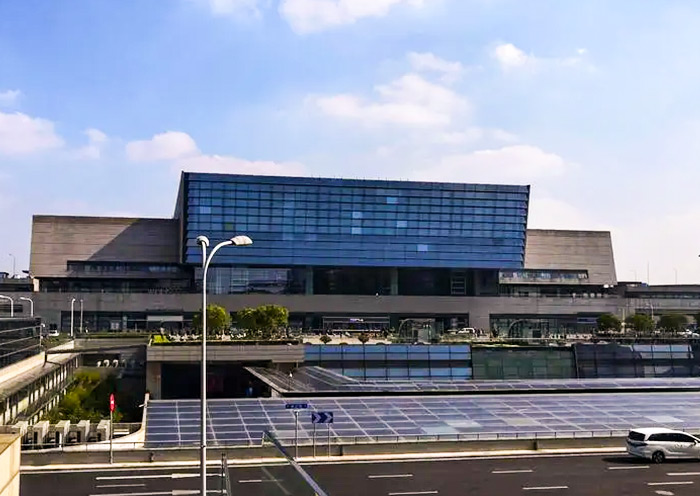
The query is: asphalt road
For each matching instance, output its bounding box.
[20,453,700,496]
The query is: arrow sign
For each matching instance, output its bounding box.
[311,411,334,424]
[285,403,308,410]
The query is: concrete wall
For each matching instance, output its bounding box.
[0,434,20,496]
[30,216,179,278]
[525,229,617,285]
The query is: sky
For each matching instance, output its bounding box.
[2,0,700,284]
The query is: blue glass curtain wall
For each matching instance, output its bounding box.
[182,173,529,269]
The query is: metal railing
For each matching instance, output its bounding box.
[24,426,700,452]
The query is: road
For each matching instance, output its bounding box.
[20,453,700,496]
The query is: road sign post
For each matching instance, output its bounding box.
[310,412,333,459]
[109,393,115,464]
[285,403,308,460]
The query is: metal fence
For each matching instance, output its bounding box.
[24,426,700,452]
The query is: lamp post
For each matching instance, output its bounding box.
[0,295,14,317]
[80,299,84,334]
[19,297,33,317]
[196,234,252,496]
[70,298,76,337]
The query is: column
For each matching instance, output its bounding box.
[305,267,314,295]
[146,362,162,399]
[390,268,398,296]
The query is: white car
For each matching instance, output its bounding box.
[627,428,700,463]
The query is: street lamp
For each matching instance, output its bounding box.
[70,298,76,337]
[19,296,33,317]
[0,294,14,317]
[196,234,252,496]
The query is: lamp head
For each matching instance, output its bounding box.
[230,235,253,246]
[196,235,210,247]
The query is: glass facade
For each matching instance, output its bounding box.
[305,344,473,379]
[574,343,700,378]
[181,173,529,269]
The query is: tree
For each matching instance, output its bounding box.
[597,313,622,333]
[625,313,654,333]
[357,332,370,345]
[319,334,332,345]
[693,312,700,327]
[657,314,688,333]
[192,304,231,335]
[235,305,289,339]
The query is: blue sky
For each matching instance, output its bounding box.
[2,0,700,283]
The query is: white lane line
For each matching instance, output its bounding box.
[647,482,694,486]
[667,472,700,476]
[492,469,534,474]
[96,484,146,489]
[654,491,674,496]
[89,491,221,496]
[388,492,438,496]
[369,474,414,479]
[238,479,282,483]
[608,465,649,470]
[96,473,218,481]
[522,487,568,491]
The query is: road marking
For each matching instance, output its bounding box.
[667,472,700,476]
[388,492,438,496]
[96,473,218,481]
[238,479,282,483]
[522,487,568,491]
[608,465,649,470]
[492,469,534,474]
[89,491,220,496]
[369,474,414,479]
[654,491,675,496]
[96,484,146,489]
[647,482,694,486]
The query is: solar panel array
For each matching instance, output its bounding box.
[246,366,700,394]
[145,392,700,448]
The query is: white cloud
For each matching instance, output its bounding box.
[492,43,533,70]
[408,52,464,83]
[412,145,569,184]
[0,111,64,155]
[126,131,200,162]
[491,42,593,72]
[192,0,261,16]
[126,130,306,176]
[434,127,518,145]
[313,73,469,127]
[75,128,108,160]
[528,197,610,231]
[279,0,429,34]
[176,154,306,176]
[0,89,21,107]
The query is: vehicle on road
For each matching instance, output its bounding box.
[48,329,59,337]
[627,428,700,463]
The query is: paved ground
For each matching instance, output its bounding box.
[21,453,700,496]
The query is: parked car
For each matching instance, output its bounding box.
[48,330,59,337]
[627,428,700,463]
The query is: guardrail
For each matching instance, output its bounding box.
[23,427,700,452]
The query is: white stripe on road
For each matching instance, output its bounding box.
[238,479,282,483]
[96,473,218,481]
[647,482,694,486]
[492,469,534,474]
[654,491,675,496]
[89,491,220,496]
[667,472,700,476]
[96,484,146,489]
[388,492,438,496]
[522,487,568,491]
[369,474,414,479]
[608,465,649,470]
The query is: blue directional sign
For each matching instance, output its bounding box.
[285,403,309,410]
[311,412,334,424]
